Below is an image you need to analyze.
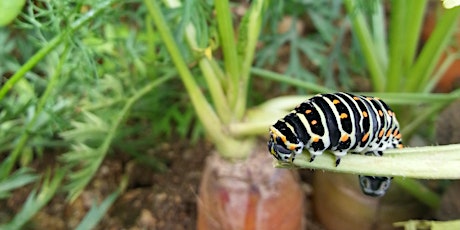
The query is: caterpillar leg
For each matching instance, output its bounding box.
[358,175,392,197]
[359,151,391,197]
[332,150,347,167]
[365,151,383,156]
[308,150,324,163]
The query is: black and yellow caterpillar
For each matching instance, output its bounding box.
[268,92,403,197]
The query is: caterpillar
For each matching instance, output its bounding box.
[268,92,403,197]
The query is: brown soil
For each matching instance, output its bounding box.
[3,136,458,229]
[0,140,323,229]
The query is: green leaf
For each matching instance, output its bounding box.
[0,0,26,26]
[75,190,121,230]
[0,169,65,230]
[62,75,172,202]
[0,168,38,199]
[394,220,460,230]
[0,0,119,100]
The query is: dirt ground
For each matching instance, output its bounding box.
[0,140,323,229]
[2,122,460,229]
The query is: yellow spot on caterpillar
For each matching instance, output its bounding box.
[281,136,287,142]
[362,132,370,142]
[311,120,317,125]
[312,136,320,143]
[388,110,393,116]
[396,133,402,139]
[378,129,384,138]
[333,99,340,104]
[306,109,312,114]
[378,110,383,117]
[340,134,349,142]
[398,144,403,149]
[362,111,368,117]
[393,129,399,136]
[340,113,348,119]
[288,145,296,150]
[386,129,392,137]
[353,96,359,100]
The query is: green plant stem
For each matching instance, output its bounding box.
[406,7,460,92]
[401,88,460,138]
[145,0,252,159]
[424,53,460,93]
[199,58,232,123]
[0,0,118,101]
[214,0,241,110]
[234,0,265,119]
[145,0,221,132]
[160,0,233,123]
[402,102,448,139]
[402,0,427,69]
[371,2,388,69]
[344,0,385,92]
[251,67,333,93]
[393,177,440,209]
[360,92,460,104]
[386,0,406,91]
[276,144,460,179]
[386,0,426,87]
[0,45,68,180]
[394,220,460,229]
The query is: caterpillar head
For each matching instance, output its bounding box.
[358,175,392,197]
[268,126,303,162]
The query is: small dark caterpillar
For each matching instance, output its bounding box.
[268,92,403,197]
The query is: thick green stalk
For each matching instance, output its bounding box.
[215,0,241,110]
[344,0,385,92]
[251,68,333,93]
[199,58,232,123]
[234,0,265,119]
[394,220,460,229]
[371,2,388,69]
[162,0,233,123]
[364,92,459,105]
[276,144,460,179]
[402,0,427,69]
[145,0,252,159]
[406,7,460,92]
[0,0,118,100]
[386,0,406,92]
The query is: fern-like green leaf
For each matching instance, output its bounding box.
[0,168,38,199]
[0,169,65,230]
